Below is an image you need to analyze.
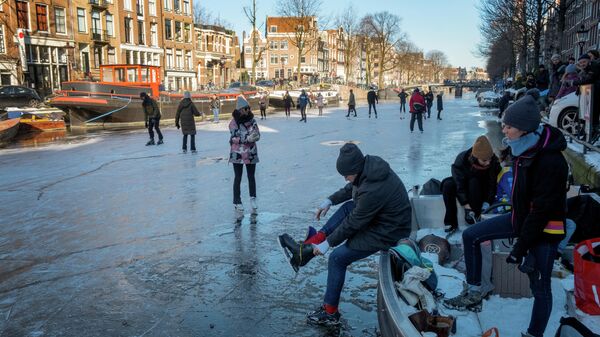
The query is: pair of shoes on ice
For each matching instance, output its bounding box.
[278,226,325,273]
[443,284,483,312]
[145,139,164,146]
[234,197,258,221]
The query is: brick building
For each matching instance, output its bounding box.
[241,28,268,82]
[196,24,239,88]
[162,0,195,91]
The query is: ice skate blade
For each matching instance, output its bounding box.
[278,235,299,273]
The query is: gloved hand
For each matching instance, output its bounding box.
[145,121,149,128]
[482,202,490,212]
[464,209,476,225]
[176,124,180,129]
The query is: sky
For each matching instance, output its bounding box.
[199,0,485,68]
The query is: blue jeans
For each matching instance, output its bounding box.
[557,218,576,253]
[463,212,558,337]
[319,201,379,307]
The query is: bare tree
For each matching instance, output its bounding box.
[194,2,232,27]
[244,0,268,84]
[335,4,359,84]
[276,0,322,84]
[362,11,403,89]
[425,50,449,83]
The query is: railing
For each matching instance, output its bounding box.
[91,30,110,42]
[89,0,108,8]
[554,121,600,154]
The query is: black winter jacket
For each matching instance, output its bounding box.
[367,90,378,104]
[175,98,200,135]
[326,155,411,251]
[451,149,501,206]
[510,125,568,258]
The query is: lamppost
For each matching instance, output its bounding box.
[220,56,227,88]
[576,24,589,57]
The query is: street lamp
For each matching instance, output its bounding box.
[576,24,589,57]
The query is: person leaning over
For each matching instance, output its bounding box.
[140,92,163,146]
[278,143,411,326]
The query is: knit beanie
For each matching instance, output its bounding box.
[565,64,577,74]
[236,96,250,110]
[183,91,191,99]
[502,91,541,132]
[336,143,365,176]
[471,136,494,161]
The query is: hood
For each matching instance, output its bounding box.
[180,98,193,108]
[232,109,255,124]
[522,124,566,158]
[359,155,390,183]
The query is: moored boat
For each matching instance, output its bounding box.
[0,119,20,145]
[48,64,260,128]
[268,89,340,108]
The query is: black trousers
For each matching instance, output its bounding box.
[400,102,406,112]
[233,163,256,204]
[284,107,291,116]
[441,176,488,227]
[148,117,163,140]
[409,112,423,132]
[437,109,442,119]
[260,108,266,119]
[300,106,307,121]
[368,103,377,115]
[182,134,196,151]
[346,105,357,117]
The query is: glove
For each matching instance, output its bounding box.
[176,124,180,129]
[482,202,490,211]
[464,209,476,225]
[145,121,148,128]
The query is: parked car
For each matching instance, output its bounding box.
[548,91,582,136]
[0,86,41,111]
[255,80,275,88]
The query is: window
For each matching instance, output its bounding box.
[185,51,191,70]
[17,1,29,29]
[125,18,133,43]
[137,21,145,44]
[106,13,113,36]
[149,0,156,16]
[175,21,182,41]
[176,49,182,69]
[184,23,191,42]
[54,7,66,34]
[93,46,102,68]
[183,0,190,15]
[165,19,172,40]
[280,41,288,49]
[107,47,116,63]
[0,25,5,54]
[270,55,278,64]
[270,41,278,50]
[173,0,180,12]
[91,11,101,35]
[77,8,87,32]
[136,0,143,15]
[164,0,171,11]
[270,25,277,33]
[166,49,173,68]
[301,56,306,63]
[124,0,131,11]
[150,23,158,46]
[36,4,48,32]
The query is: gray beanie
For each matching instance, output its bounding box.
[183,91,191,99]
[236,96,250,110]
[565,64,577,74]
[336,143,365,176]
[502,93,541,132]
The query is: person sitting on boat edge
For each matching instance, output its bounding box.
[443,89,568,337]
[175,91,201,154]
[278,143,411,327]
[441,136,501,233]
[140,92,163,146]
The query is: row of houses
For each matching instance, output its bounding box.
[0,0,240,96]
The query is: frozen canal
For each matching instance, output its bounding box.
[0,93,502,337]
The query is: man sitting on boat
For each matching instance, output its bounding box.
[141,92,163,146]
[443,90,568,337]
[278,143,412,327]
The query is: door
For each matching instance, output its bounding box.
[82,52,90,76]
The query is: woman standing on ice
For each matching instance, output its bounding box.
[229,96,260,221]
[175,91,201,153]
[444,89,568,337]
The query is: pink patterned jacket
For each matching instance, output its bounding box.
[228,112,260,164]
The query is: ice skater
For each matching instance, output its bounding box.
[346,89,357,118]
[409,88,425,133]
[398,88,408,119]
[175,91,201,153]
[367,87,378,118]
[141,92,163,146]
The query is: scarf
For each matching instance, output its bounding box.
[502,125,543,156]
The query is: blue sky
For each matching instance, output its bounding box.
[199,0,485,68]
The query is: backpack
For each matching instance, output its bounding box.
[390,238,438,291]
[554,316,599,337]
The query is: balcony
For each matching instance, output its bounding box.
[89,0,109,9]
[91,30,110,43]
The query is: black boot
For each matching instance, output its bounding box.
[278,233,315,272]
[146,139,155,146]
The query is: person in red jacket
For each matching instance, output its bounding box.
[409,88,426,133]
